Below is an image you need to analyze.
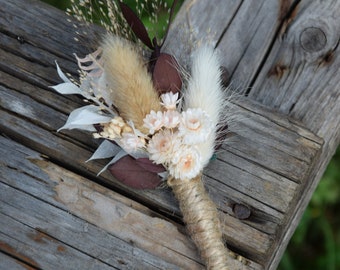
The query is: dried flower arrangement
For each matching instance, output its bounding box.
[52,1,237,269]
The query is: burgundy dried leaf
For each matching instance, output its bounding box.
[119,2,154,50]
[135,158,165,173]
[108,155,162,189]
[152,53,182,94]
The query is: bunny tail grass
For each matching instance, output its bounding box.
[168,174,230,270]
[102,35,161,133]
[184,47,226,168]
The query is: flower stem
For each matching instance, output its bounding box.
[168,174,231,270]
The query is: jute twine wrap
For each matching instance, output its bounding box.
[168,174,230,270]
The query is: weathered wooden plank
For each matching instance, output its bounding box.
[0,193,192,270]
[165,0,296,86]
[0,136,205,269]
[0,251,36,270]
[247,0,340,171]
[0,0,100,62]
[216,0,297,89]
[0,214,116,270]
[245,1,340,268]
[250,1,340,122]
[164,0,243,67]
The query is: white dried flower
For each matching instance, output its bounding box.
[163,110,181,129]
[147,129,181,165]
[143,110,164,134]
[120,132,145,153]
[179,108,213,145]
[169,145,201,179]
[93,116,132,140]
[160,92,179,110]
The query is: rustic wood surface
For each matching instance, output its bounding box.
[0,0,338,269]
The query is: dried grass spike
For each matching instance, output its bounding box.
[102,35,161,133]
[184,47,226,168]
[168,174,230,270]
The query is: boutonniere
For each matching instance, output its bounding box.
[53,1,234,268]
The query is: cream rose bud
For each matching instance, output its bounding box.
[179,108,213,145]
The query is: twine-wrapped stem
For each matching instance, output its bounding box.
[168,174,230,270]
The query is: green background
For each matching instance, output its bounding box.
[41,1,340,269]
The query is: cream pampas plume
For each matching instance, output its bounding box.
[102,36,161,133]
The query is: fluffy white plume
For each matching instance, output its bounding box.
[184,47,224,167]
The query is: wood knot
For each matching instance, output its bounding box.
[300,27,327,52]
[268,63,288,79]
[232,203,251,220]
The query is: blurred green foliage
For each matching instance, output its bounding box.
[41,1,340,269]
[42,0,70,10]
[42,0,182,38]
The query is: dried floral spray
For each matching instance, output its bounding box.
[53,1,237,269]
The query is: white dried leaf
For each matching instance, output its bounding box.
[97,149,128,175]
[158,171,168,181]
[87,140,121,161]
[95,72,113,107]
[53,62,83,95]
[74,49,103,73]
[55,61,71,83]
[52,82,83,95]
[58,105,111,131]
